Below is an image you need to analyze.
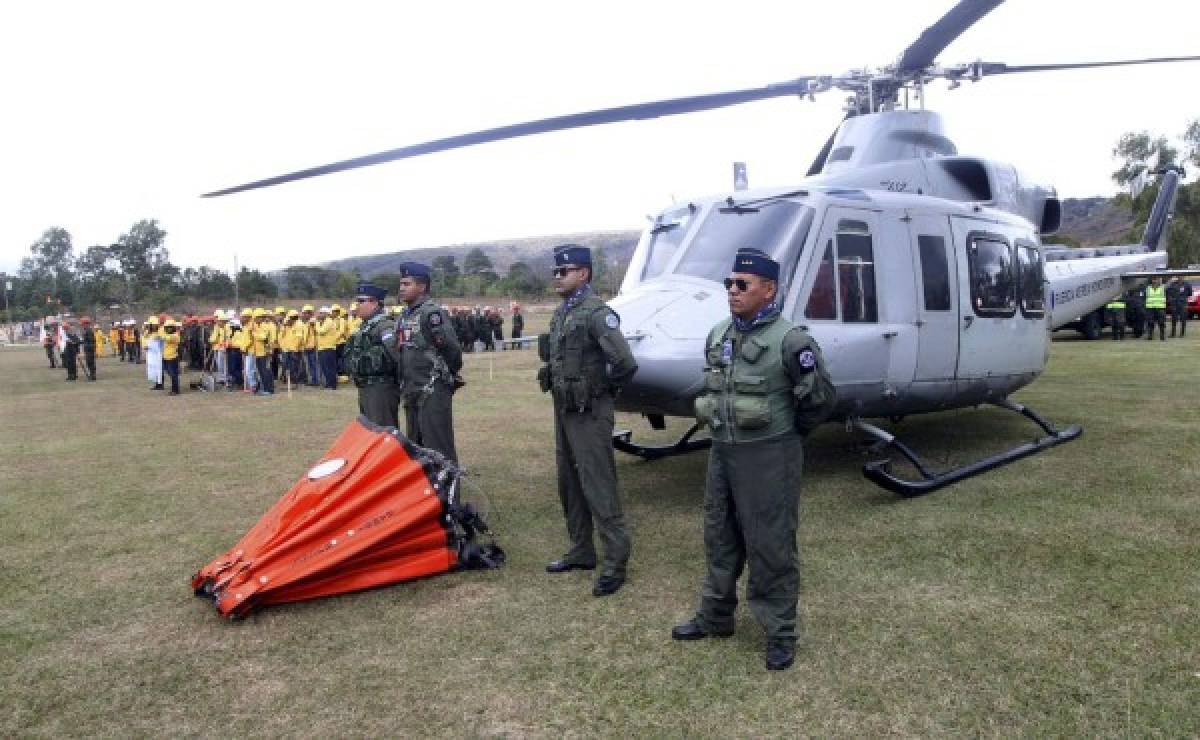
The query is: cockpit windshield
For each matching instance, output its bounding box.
[640,205,696,282]
[673,200,812,289]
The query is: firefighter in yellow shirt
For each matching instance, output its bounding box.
[278,309,304,386]
[331,304,348,378]
[347,300,363,337]
[161,318,182,395]
[315,305,339,389]
[250,308,277,396]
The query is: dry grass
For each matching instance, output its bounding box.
[1,327,1198,737]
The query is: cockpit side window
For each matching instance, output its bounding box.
[640,207,695,282]
[836,221,878,323]
[805,241,837,319]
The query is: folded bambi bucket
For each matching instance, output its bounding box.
[192,417,503,618]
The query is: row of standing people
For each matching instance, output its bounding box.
[346,246,833,672]
[1105,275,1193,340]
[452,304,524,352]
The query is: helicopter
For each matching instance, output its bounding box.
[203,0,1200,496]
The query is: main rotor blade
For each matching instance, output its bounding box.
[969,55,1200,77]
[202,78,819,197]
[896,0,1004,74]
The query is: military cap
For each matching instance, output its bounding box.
[399,262,431,281]
[354,282,387,302]
[731,247,779,281]
[553,243,591,267]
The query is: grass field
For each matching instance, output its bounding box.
[2,326,1198,736]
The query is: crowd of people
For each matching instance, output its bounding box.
[37,301,527,395]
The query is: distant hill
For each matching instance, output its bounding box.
[322,230,641,278]
[306,196,1135,280]
[1056,196,1136,246]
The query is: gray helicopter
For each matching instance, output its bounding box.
[203,0,1199,496]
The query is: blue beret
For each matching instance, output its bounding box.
[553,244,592,268]
[355,282,387,301]
[399,262,431,280]
[732,248,779,281]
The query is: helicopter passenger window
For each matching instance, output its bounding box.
[836,223,878,322]
[805,241,837,319]
[1017,244,1045,317]
[968,235,1016,317]
[917,235,951,311]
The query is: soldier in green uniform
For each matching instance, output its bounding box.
[538,244,638,597]
[671,248,834,672]
[395,262,463,462]
[80,316,97,380]
[344,282,404,428]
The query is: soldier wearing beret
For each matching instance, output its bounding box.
[395,262,463,461]
[344,283,404,428]
[671,247,834,672]
[538,244,638,597]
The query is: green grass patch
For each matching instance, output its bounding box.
[1,330,1198,736]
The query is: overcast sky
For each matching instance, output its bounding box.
[1,0,1197,276]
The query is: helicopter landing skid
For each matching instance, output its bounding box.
[854,400,1083,498]
[613,423,712,461]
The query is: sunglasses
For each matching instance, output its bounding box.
[723,277,753,292]
[552,266,583,278]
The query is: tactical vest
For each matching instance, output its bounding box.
[345,312,397,386]
[399,299,451,391]
[1145,285,1167,309]
[694,315,797,444]
[546,295,611,410]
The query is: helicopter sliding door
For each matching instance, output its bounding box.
[951,217,1045,389]
[906,213,959,382]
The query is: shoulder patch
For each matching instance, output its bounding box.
[797,348,816,371]
[605,312,620,330]
[428,311,443,327]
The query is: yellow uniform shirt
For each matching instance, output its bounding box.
[209,325,227,349]
[334,315,347,345]
[302,320,317,350]
[315,317,339,350]
[348,315,363,336]
[279,321,301,351]
[162,331,181,361]
[228,327,249,353]
[251,321,276,357]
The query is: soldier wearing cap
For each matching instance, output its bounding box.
[510,302,524,340]
[538,244,638,597]
[80,316,97,380]
[343,283,404,427]
[395,262,463,461]
[671,247,834,672]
